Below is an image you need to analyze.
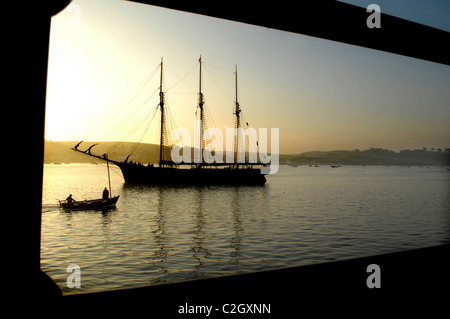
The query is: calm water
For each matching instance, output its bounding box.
[41,164,450,294]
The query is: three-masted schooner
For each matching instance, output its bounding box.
[73,57,268,185]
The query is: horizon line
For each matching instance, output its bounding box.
[44,140,450,155]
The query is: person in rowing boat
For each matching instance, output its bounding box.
[102,187,109,200]
[66,194,76,204]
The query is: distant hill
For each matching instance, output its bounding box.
[280,148,450,166]
[44,141,450,166]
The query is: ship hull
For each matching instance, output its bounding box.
[116,163,267,185]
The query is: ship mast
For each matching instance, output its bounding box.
[159,57,166,166]
[198,55,205,165]
[106,153,112,198]
[234,65,241,168]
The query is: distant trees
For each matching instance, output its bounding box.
[280,147,450,166]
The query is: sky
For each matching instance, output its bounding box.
[338,0,450,32]
[45,0,450,154]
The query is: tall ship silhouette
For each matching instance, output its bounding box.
[73,57,269,185]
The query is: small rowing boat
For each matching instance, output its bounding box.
[59,154,119,211]
[59,196,119,210]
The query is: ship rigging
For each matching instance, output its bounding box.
[73,57,268,185]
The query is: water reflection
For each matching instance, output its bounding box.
[60,206,116,223]
[191,188,210,277]
[444,185,450,243]
[100,209,114,227]
[151,186,168,279]
[120,183,253,280]
[230,187,243,269]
